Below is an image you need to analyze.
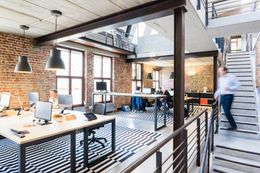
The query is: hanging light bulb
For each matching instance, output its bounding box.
[45,10,65,71]
[14,25,32,73]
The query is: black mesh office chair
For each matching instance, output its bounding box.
[80,127,107,148]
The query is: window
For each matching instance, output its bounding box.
[56,47,84,106]
[231,36,241,52]
[94,54,112,102]
[132,63,142,93]
[153,70,160,91]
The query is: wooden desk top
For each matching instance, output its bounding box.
[93,92,166,98]
[0,110,115,145]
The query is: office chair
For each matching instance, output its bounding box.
[80,126,107,148]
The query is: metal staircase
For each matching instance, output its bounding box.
[212,51,260,173]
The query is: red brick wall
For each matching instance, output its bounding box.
[85,52,94,110]
[0,33,55,108]
[113,57,132,109]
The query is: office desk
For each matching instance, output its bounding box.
[92,92,166,131]
[0,110,115,173]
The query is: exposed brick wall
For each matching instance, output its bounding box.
[113,57,132,109]
[85,51,94,110]
[0,32,55,108]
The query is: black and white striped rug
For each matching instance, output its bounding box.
[114,107,203,125]
[0,125,161,173]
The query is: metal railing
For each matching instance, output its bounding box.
[199,102,218,173]
[209,0,260,19]
[121,102,219,173]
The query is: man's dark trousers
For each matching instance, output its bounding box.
[221,94,237,128]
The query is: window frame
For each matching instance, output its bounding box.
[132,63,143,92]
[56,46,85,107]
[93,53,113,102]
[152,70,161,91]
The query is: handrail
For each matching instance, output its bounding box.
[121,109,208,173]
[199,102,218,173]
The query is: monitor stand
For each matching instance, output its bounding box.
[35,119,52,125]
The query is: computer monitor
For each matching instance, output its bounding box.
[169,90,174,96]
[35,101,52,123]
[28,92,39,106]
[58,94,73,107]
[96,82,107,91]
[0,92,11,108]
[151,88,156,94]
[143,88,151,94]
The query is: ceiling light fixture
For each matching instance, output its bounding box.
[45,10,65,71]
[14,25,32,73]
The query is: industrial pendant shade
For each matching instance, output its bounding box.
[14,25,32,73]
[45,48,65,70]
[169,72,174,79]
[14,56,32,73]
[45,10,65,71]
[147,73,153,80]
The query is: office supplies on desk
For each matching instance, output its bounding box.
[84,112,97,121]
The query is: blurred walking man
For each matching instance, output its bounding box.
[215,67,240,130]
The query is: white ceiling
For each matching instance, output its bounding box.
[0,0,154,37]
[142,57,213,67]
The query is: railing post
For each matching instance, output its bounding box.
[156,150,162,173]
[211,110,214,152]
[205,0,208,26]
[207,135,210,173]
[197,0,201,10]
[205,111,208,141]
[197,118,201,166]
[184,129,188,173]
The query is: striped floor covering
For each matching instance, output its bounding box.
[115,107,203,125]
[0,125,161,173]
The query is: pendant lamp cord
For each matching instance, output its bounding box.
[23,28,25,55]
[55,16,58,46]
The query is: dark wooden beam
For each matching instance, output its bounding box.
[35,0,186,45]
[173,6,186,172]
[126,50,219,63]
[73,37,136,55]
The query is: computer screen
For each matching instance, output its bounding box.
[169,90,174,96]
[0,92,11,108]
[143,88,151,94]
[58,94,73,106]
[35,101,52,121]
[96,82,107,91]
[28,92,39,105]
[151,88,156,94]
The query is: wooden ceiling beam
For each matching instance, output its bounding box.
[35,0,186,45]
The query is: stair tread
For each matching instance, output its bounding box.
[220,119,258,126]
[221,113,257,117]
[214,153,260,168]
[215,134,260,154]
[220,127,258,134]
[213,165,247,173]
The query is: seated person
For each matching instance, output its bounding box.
[156,87,163,95]
[49,89,59,109]
[132,87,146,112]
[163,90,173,109]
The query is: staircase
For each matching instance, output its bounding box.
[212,51,260,173]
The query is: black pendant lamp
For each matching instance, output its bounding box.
[169,72,174,79]
[147,73,153,80]
[14,25,32,73]
[45,10,65,71]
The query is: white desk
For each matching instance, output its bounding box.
[0,110,116,173]
[92,92,167,130]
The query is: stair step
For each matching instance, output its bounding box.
[232,102,256,109]
[220,120,258,131]
[215,145,260,162]
[227,58,251,63]
[229,69,252,73]
[219,127,258,139]
[237,86,254,91]
[221,114,257,123]
[234,96,256,103]
[228,72,252,77]
[227,65,252,69]
[230,109,256,115]
[239,82,254,86]
[227,61,251,65]
[214,153,260,173]
[213,165,248,173]
[226,56,250,60]
[221,112,257,118]
[235,92,255,97]
[227,52,250,56]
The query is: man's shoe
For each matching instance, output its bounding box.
[227,126,237,130]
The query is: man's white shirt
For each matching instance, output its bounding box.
[214,73,240,97]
